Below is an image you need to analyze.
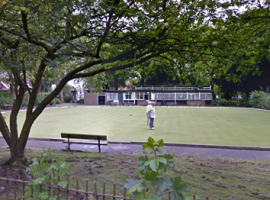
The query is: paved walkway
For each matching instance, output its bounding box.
[1,138,270,160]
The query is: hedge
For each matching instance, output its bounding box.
[0,92,14,108]
[249,91,270,110]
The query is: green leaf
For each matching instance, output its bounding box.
[134,193,147,200]
[138,156,149,172]
[152,176,171,192]
[165,154,174,168]
[147,137,155,144]
[157,146,167,153]
[124,179,142,190]
[143,147,154,154]
[144,157,167,172]
[144,171,157,181]
[169,176,189,200]
[129,182,145,193]
[58,180,68,188]
[156,139,164,146]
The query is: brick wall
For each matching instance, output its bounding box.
[137,100,157,106]
[84,93,98,105]
[187,100,205,106]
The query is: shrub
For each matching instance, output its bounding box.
[0,92,14,108]
[55,98,62,104]
[125,137,189,199]
[227,100,237,106]
[259,92,270,110]
[64,95,72,103]
[25,148,70,199]
[35,93,44,106]
[249,91,263,108]
[63,84,72,96]
[212,98,228,106]
[263,95,270,110]
[49,98,56,106]
[22,95,29,107]
[21,94,44,107]
[249,91,270,109]
[238,100,251,107]
[77,98,84,104]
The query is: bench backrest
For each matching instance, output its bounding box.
[61,133,107,140]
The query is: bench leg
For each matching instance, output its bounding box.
[68,136,71,151]
[98,136,101,153]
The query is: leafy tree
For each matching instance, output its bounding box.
[0,0,261,165]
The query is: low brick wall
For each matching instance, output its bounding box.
[187,100,205,106]
[137,100,157,106]
[84,93,98,105]
[137,100,148,106]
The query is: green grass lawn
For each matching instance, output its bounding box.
[2,106,270,147]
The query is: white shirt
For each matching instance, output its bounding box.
[149,107,156,118]
[146,104,152,113]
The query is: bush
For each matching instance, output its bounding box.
[77,98,84,104]
[0,92,14,108]
[49,98,56,106]
[22,95,29,107]
[259,92,270,109]
[25,149,70,199]
[237,100,251,107]
[249,91,270,109]
[249,91,263,108]
[263,95,270,110]
[227,100,237,106]
[21,94,44,107]
[64,95,72,103]
[55,98,61,104]
[212,98,228,106]
[124,137,189,199]
[35,93,44,106]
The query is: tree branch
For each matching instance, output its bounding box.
[73,68,106,78]
[21,11,54,56]
[106,54,159,72]
[0,112,11,146]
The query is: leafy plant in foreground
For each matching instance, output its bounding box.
[25,149,70,200]
[124,137,189,200]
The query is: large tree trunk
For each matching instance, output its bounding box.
[8,140,27,165]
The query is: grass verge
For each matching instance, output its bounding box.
[1,146,270,199]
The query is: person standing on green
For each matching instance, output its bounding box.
[148,102,156,130]
[146,101,152,125]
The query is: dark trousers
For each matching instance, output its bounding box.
[149,118,154,129]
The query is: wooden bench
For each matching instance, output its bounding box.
[4,104,13,109]
[61,133,107,153]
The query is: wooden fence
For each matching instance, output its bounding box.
[0,167,222,200]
